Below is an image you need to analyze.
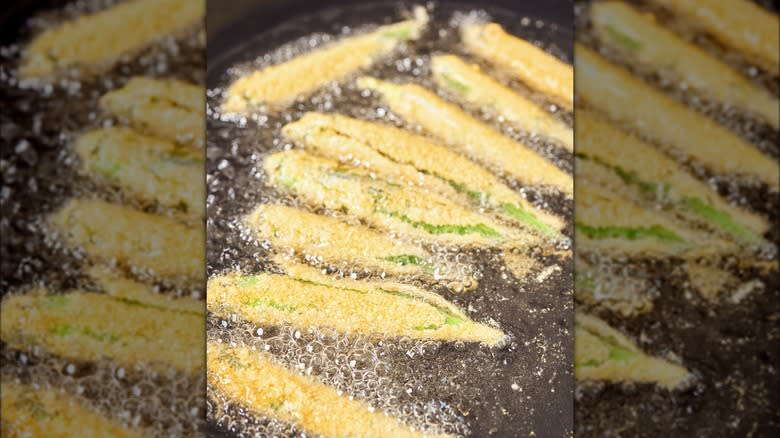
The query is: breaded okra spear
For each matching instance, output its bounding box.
[460,22,574,109]
[207,262,505,345]
[222,6,429,112]
[282,117,459,200]
[19,0,204,79]
[245,204,473,286]
[208,342,453,438]
[100,77,205,147]
[1,286,204,374]
[576,111,770,248]
[1,381,149,438]
[49,199,204,281]
[264,150,539,249]
[282,113,564,239]
[648,0,779,75]
[75,127,204,219]
[575,44,779,190]
[575,312,692,390]
[431,54,573,151]
[356,77,573,195]
[590,2,779,129]
[576,179,738,258]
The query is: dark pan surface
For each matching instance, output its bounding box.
[206,1,574,437]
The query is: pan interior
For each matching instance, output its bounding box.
[206,1,573,437]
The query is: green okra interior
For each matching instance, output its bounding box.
[277,175,299,188]
[381,254,434,272]
[682,197,760,244]
[416,221,501,237]
[413,315,465,331]
[444,177,486,204]
[501,203,560,238]
[49,325,120,343]
[383,26,411,40]
[218,350,246,371]
[306,129,559,241]
[237,276,259,287]
[111,296,203,316]
[603,24,641,50]
[576,222,686,243]
[162,148,204,166]
[243,297,299,312]
[608,344,638,361]
[378,207,502,238]
[382,254,426,266]
[439,72,470,93]
[49,325,74,336]
[578,153,665,198]
[580,154,760,244]
[443,176,560,239]
[370,191,496,236]
[575,323,640,369]
[94,161,121,180]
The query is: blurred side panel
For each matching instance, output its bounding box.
[573,0,779,436]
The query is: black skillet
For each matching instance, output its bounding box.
[206,1,574,437]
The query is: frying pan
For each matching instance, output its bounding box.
[206,1,574,437]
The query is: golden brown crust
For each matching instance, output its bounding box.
[650,0,779,74]
[357,77,573,194]
[432,54,573,150]
[461,22,573,109]
[222,7,428,111]
[575,44,779,189]
[282,113,564,236]
[99,77,205,147]
[576,179,737,258]
[20,0,204,79]
[1,290,204,374]
[75,127,204,219]
[591,2,778,129]
[576,111,770,240]
[1,381,150,438]
[245,204,446,279]
[575,312,692,389]
[49,199,204,281]
[206,269,505,345]
[263,150,535,248]
[208,342,453,438]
